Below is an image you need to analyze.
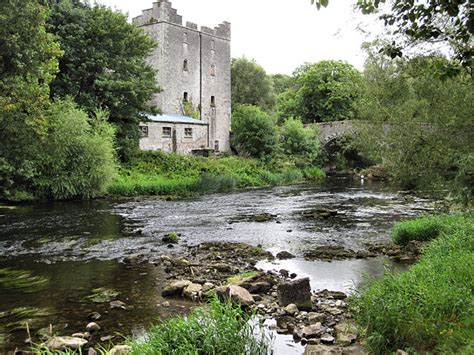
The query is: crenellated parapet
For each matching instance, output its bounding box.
[133,1,231,40]
[132,0,182,27]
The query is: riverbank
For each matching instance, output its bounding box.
[107,151,325,198]
[351,213,474,354]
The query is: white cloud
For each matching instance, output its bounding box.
[98,0,380,74]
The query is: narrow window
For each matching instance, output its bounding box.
[162,127,172,138]
[210,96,216,107]
[183,32,188,43]
[210,64,216,76]
[211,40,215,50]
[214,140,220,152]
[183,92,188,102]
[184,127,193,138]
[140,125,149,138]
[183,59,188,71]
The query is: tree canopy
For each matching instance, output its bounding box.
[47,0,160,159]
[231,58,276,112]
[277,60,362,123]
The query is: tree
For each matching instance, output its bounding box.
[277,61,362,123]
[46,0,160,160]
[270,74,293,95]
[312,0,474,72]
[354,50,474,200]
[280,117,322,164]
[0,0,62,199]
[231,58,276,112]
[231,105,278,159]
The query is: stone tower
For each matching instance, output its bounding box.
[133,0,231,152]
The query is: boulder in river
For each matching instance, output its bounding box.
[162,280,192,297]
[215,285,254,306]
[276,251,296,260]
[109,345,132,355]
[277,277,312,311]
[183,283,203,299]
[335,321,358,346]
[46,336,87,351]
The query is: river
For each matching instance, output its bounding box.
[0,177,433,353]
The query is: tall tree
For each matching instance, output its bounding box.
[231,57,276,112]
[46,0,160,160]
[0,0,62,198]
[277,60,362,123]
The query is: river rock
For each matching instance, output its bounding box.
[215,285,254,306]
[321,334,335,344]
[277,277,312,311]
[87,312,101,321]
[72,332,91,340]
[86,322,100,332]
[316,290,347,300]
[284,303,299,316]
[302,322,324,339]
[308,312,325,324]
[183,283,203,298]
[276,251,296,260]
[109,345,132,355]
[46,336,88,351]
[335,321,358,346]
[304,344,365,355]
[110,300,127,310]
[162,280,192,297]
[202,282,215,292]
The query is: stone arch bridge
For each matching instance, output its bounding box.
[314,121,358,145]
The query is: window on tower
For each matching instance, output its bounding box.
[183,59,188,71]
[210,64,216,76]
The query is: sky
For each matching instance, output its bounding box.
[98,0,380,75]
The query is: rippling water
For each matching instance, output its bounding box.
[0,177,433,353]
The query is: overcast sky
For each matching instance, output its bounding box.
[98,0,380,74]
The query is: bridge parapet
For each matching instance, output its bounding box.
[310,121,358,145]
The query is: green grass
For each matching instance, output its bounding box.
[108,151,325,198]
[128,297,272,355]
[227,271,260,284]
[351,214,474,354]
[391,214,472,245]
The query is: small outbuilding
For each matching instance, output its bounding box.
[139,114,209,154]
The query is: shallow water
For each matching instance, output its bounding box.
[0,177,433,353]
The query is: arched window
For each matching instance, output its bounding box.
[210,64,216,76]
[183,59,188,71]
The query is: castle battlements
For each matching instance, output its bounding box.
[132,0,231,40]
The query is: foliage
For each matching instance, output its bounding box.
[0,0,62,200]
[0,268,49,293]
[356,0,474,72]
[276,61,362,123]
[46,0,160,160]
[270,73,293,95]
[231,105,279,159]
[33,100,117,200]
[231,58,276,112]
[391,214,471,245]
[351,214,474,354]
[108,151,324,198]
[354,50,474,200]
[279,117,322,164]
[182,100,200,119]
[227,271,259,284]
[128,297,272,354]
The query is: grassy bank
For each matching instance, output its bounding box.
[351,213,474,354]
[108,151,325,197]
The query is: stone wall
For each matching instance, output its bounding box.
[139,122,208,153]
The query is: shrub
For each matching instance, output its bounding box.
[32,101,117,199]
[231,104,279,159]
[351,214,474,354]
[280,117,322,163]
[128,297,272,354]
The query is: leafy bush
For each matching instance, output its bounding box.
[231,104,279,159]
[34,101,117,199]
[392,214,470,245]
[280,117,322,164]
[128,297,272,354]
[351,214,474,354]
